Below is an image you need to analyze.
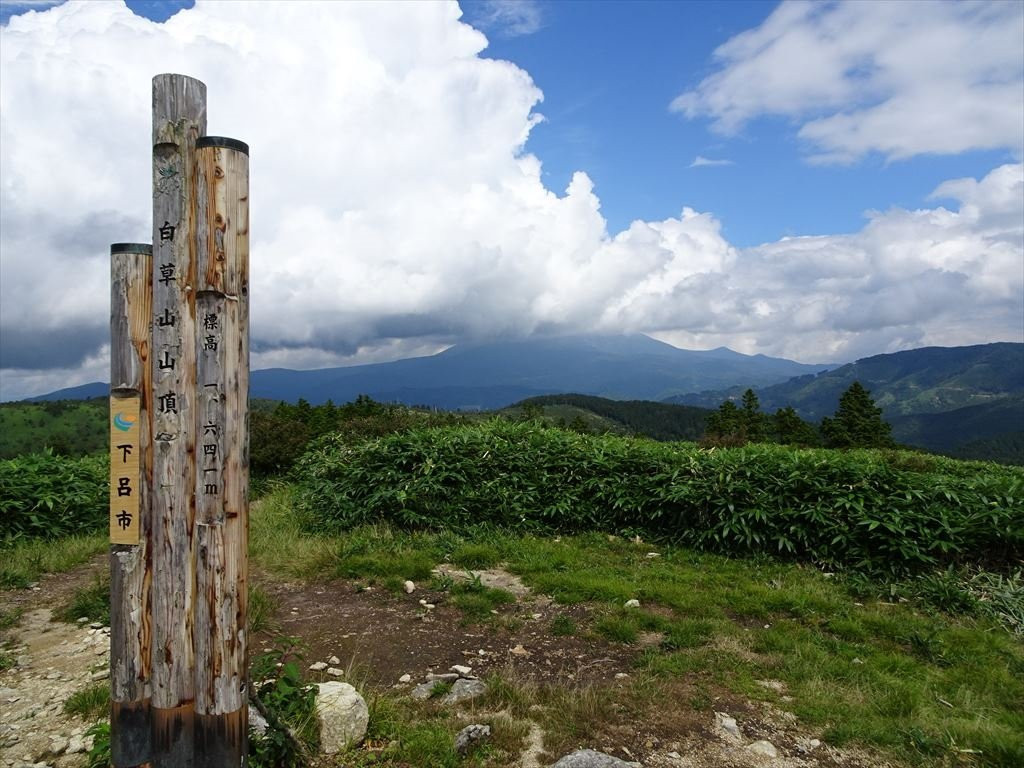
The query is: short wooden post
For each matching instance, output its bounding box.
[151,73,206,766]
[110,243,153,767]
[193,136,250,765]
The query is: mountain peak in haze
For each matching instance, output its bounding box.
[27,334,828,408]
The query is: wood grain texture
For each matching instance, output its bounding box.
[109,245,153,767]
[194,142,249,725]
[150,75,205,740]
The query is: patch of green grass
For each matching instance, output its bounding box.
[359,692,526,767]
[0,533,106,588]
[56,575,110,625]
[451,543,501,569]
[248,584,278,634]
[0,651,14,671]
[550,614,576,636]
[594,613,638,644]
[0,606,23,631]
[450,579,515,623]
[64,682,109,719]
[428,680,453,698]
[249,487,338,580]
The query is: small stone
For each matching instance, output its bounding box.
[746,740,778,758]
[76,617,89,624]
[450,665,472,676]
[411,681,436,700]
[509,644,529,656]
[454,724,491,755]
[90,670,109,681]
[424,603,436,610]
[248,707,269,736]
[326,667,344,677]
[398,674,411,683]
[425,672,459,682]
[48,737,68,756]
[309,662,328,672]
[404,580,415,593]
[439,678,487,705]
[852,657,864,665]
[645,552,660,559]
[66,736,86,754]
[329,656,341,665]
[316,682,368,755]
[614,673,629,679]
[89,622,102,630]
[715,712,742,740]
[550,749,640,767]
[418,599,427,606]
[531,613,543,620]
[624,599,640,609]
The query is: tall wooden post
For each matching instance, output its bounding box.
[110,243,153,768]
[193,136,250,765]
[151,73,206,766]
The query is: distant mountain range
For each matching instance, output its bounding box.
[23,336,1023,463]
[29,334,832,409]
[667,342,1024,461]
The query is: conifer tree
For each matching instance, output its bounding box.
[773,406,819,446]
[821,381,894,448]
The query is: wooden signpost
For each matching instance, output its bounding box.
[110,73,250,767]
[109,243,153,767]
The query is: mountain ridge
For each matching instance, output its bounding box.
[24,334,831,408]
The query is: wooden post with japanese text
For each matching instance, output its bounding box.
[111,72,250,767]
[151,73,206,766]
[193,136,250,766]
[110,242,153,767]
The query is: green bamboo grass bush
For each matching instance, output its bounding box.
[295,420,1023,575]
[0,451,108,543]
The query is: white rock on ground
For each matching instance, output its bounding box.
[714,712,742,740]
[550,749,641,767]
[440,678,487,705]
[315,682,368,755]
[454,724,491,755]
[624,599,640,609]
[746,740,778,758]
[404,580,416,593]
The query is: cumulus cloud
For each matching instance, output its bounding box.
[0,1,1021,400]
[672,0,1024,163]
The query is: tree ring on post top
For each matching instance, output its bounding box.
[197,136,249,155]
[110,243,153,254]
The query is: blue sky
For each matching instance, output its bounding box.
[0,0,1021,399]
[464,0,1018,245]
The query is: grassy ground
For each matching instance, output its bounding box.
[2,486,1019,766]
[250,486,1024,768]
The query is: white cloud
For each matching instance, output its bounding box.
[0,1,1021,401]
[672,0,1024,163]
[689,155,734,168]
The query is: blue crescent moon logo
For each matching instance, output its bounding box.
[113,413,136,431]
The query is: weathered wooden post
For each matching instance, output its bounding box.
[151,73,206,766]
[193,136,250,765]
[109,243,153,767]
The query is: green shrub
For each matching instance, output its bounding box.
[296,420,1024,575]
[0,451,108,544]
